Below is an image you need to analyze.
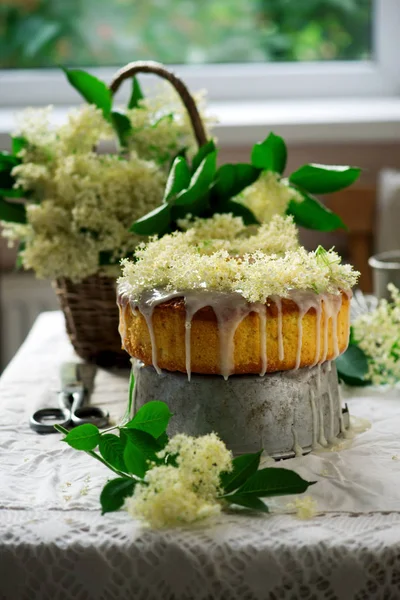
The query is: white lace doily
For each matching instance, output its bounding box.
[1,312,400,600]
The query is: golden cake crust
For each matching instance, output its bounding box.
[119,291,350,375]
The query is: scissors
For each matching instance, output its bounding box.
[30,362,109,434]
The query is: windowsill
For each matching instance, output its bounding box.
[0,96,400,149]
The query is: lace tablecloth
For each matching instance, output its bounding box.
[1,312,400,600]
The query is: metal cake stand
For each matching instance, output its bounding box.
[132,360,349,458]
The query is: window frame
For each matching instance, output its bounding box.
[0,0,399,107]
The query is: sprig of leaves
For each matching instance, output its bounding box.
[56,395,173,514]
[219,450,315,512]
[131,131,361,236]
[57,391,315,517]
[131,141,260,235]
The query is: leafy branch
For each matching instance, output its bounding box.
[57,391,315,517]
[130,131,361,236]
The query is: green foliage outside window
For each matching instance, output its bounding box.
[1,0,372,69]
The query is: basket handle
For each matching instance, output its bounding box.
[109,60,208,149]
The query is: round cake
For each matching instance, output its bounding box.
[119,290,350,378]
[117,214,357,379]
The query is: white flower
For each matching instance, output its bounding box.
[238,171,302,223]
[119,214,359,303]
[3,92,212,281]
[125,432,232,528]
[352,284,400,385]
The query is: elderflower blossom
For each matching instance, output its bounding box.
[2,90,211,282]
[3,152,165,281]
[119,214,359,303]
[352,284,400,385]
[238,171,302,223]
[125,433,232,528]
[286,496,318,519]
[126,85,214,165]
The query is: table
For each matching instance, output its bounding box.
[1,312,400,600]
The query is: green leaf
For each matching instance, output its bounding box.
[63,69,112,119]
[289,164,361,194]
[163,156,191,204]
[16,241,25,270]
[191,140,216,174]
[157,432,169,448]
[251,132,287,174]
[336,343,370,386]
[128,76,144,109]
[0,188,25,198]
[224,494,269,513]
[62,423,100,451]
[233,467,315,498]
[99,434,126,472]
[125,400,172,439]
[111,111,132,148]
[0,198,26,224]
[220,450,263,494]
[217,199,259,225]
[213,164,261,200]
[174,151,217,206]
[121,428,162,458]
[287,194,346,232]
[130,203,171,236]
[100,477,136,514]
[123,441,148,477]
[12,136,28,156]
[0,152,19,171]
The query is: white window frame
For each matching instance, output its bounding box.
[0,0,399,107]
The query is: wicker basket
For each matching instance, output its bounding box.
[54,61,208,368]
[54,275,129,368]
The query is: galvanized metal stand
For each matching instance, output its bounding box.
[132,360,348,458]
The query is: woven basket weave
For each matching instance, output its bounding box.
[54,275,129,368]
[54,61,208,368]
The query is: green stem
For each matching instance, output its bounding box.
[86,450,128,478]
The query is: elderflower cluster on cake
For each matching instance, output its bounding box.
[120,214,358,303]
[0,73,211,282]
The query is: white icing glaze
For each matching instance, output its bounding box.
[253,303,267,377]
[327,387,336,443]
[291,426,303,457]
[271,295,285,361]
[117,285,347,381]
[311,298,322,367]
[309,390,319,449]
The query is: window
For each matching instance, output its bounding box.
[0,0,399,105]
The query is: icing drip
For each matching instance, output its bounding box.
[321,293,343,361]
[327,387,336,443]
[311,299,322,367]
[343,289,353,349]
[271,296,284,361]
[295,312,303,370]
[254,303,267,376]
[309,390,319,449]
[213,299,250,380]
[291,426,303,457]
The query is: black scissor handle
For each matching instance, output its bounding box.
[71,405,109,429]
[29,407,71,434]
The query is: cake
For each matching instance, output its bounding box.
[117,214,357,380]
